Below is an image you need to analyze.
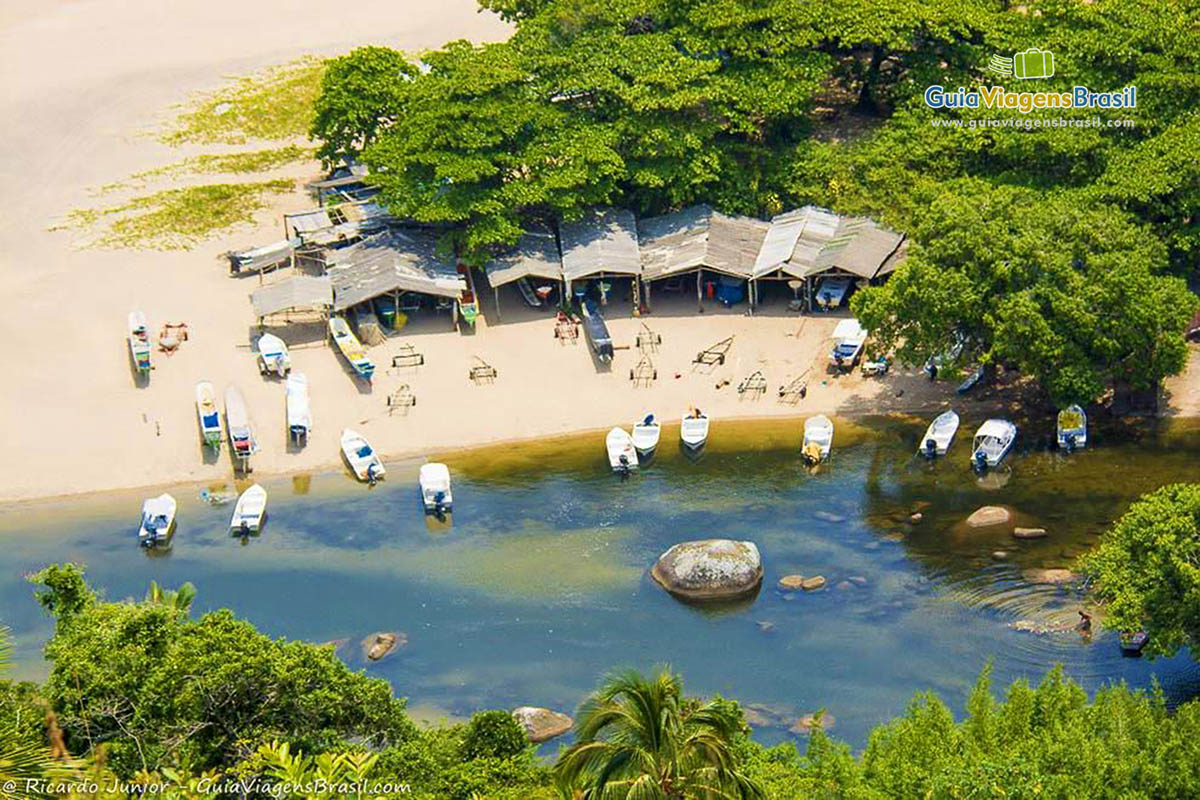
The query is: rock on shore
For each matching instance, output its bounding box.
[512,706,573,743]
[651,539,763,601]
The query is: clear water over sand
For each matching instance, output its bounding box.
[3,415,1199,747]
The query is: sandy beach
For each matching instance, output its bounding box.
[1,1,1195,504]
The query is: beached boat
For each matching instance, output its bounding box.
[256,333,291,377]
[631,414,661,455]
[802,415,834,464]
[458,291,480,327]
[828,319,868,370]
[329,316,375,380]
[517,278,543,308]
[919,410,960,458]
[194,381,222,452]
[419,462,453,514]
[138,493,176,547]
[957,365,985,395]
[971,419,1017,470]
[128,311,152,376]
[224,385,259,469]
[606,427,638,473]
[1057,404,1087,452]
[680,409,710,450]
[581,300,614,362]
[230,483,267,534]
[341,428,385,483]
[285,373,311,445]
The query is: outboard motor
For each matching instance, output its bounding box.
[924,438,937,458]
[973,449,988,473]
[434,490,448,519]
[618,454,631,480]
[239,521,250,536]
[367,463,379,486]
[1064,432,1077,453]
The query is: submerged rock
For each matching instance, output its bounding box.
[791,712,836,735]
[966,505,1011,528]
[1025,568,1078,585]
[1013,527,1048,539]
[362,632,406,661]
[756,620,776,634]
[512,707,573,743]
[801,576,826,591]
[814,511,848,524]
[651,539,763,601]
[909,512,924,523]
[992,550,1009,560]
[777,574,806,591]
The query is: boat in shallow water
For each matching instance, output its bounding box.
[803,415,834,464]
[1057,405,1087,452]
[971,419,1017,470]
[138,493,176,547]
[920,410,959,458]
[680,409,709,450]
[329,316,375,380]
[419,463,453,514]
[631,414,661,455]
[195,381,222,452]
[606,427,638,473]
[341,428,385,483]
[230,484,267,534]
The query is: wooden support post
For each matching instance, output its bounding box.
[494,286,501,321]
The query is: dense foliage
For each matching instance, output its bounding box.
[6,568,1200,797]
[1082,483,1200,660]
[311,0,1200,404]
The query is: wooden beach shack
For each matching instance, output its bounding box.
[483,230,564,319]
[325,229,467,330]
[751,206,906,311]
[249,275,334,326]
[559,208,642,311]
[637,204,768,311]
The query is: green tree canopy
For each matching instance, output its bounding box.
[1082,483,1200,660]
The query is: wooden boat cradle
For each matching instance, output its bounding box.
[391,344,425,368]
[387,385,416,413]
[468,356,498,384]
[694,336,734,367]
[636,323,662,352]
[629,355,658,386]
[738,370,767,398]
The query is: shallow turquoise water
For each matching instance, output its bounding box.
[2,415,1198,747]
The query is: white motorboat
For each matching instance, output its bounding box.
[230,483,267,534]
[138,493,176,547]
[680,409,710,450]
[224,385,259,469]
[971,419,1017,470]
[195,381,222,452]
[802,415,834,464]
[341,428,385,483]
[631,414,661,455]
[919,410,960,458]
[128,311,152,376]
[828,318,868,369]
[606,427,638,473]
[1057,405,1087,452]
[285,373,311,445]
[419,462,453,514]
[256,332,291,377]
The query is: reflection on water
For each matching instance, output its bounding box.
[1,415,1199,748]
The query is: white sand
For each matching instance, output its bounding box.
[3,3,1190,503]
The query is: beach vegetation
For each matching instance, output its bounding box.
[1081,483,1200,660]
[161,57,326,146]
[56,180,295,250]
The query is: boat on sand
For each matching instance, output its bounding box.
[230,484,267,534]
[329,316,375,380]
[128,311,151,376]
[285,373,311,446]
[224,385,258,470]
[341,428,385,484]
[256,333,291,377]
[195,381,222,452]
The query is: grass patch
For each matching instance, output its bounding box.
[131,145,315,181]
[161,57,326,145]
[56,180,295,250]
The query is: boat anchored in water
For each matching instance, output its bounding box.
[802,415,834,465]
[971,419,1017,470]
[606,427,638,474]
[128,311,152,377]
[230,483,267,534]
[256,333,291,377]
[680,409,710,450]
[419,463,453,515]
[224,385,259,472]
[920,410,959,458]
[1057,404,1087,452]
[631,414,661,456]
[195,381,222,452]
[341,428,385,484]
[138,493,176,547]
[329,316,375,380]
[286,373,311,446]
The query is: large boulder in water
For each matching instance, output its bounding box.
[966,506,1012,528]
[512,706,573,743]
[651,539,763,601]
[362,632,406,661]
